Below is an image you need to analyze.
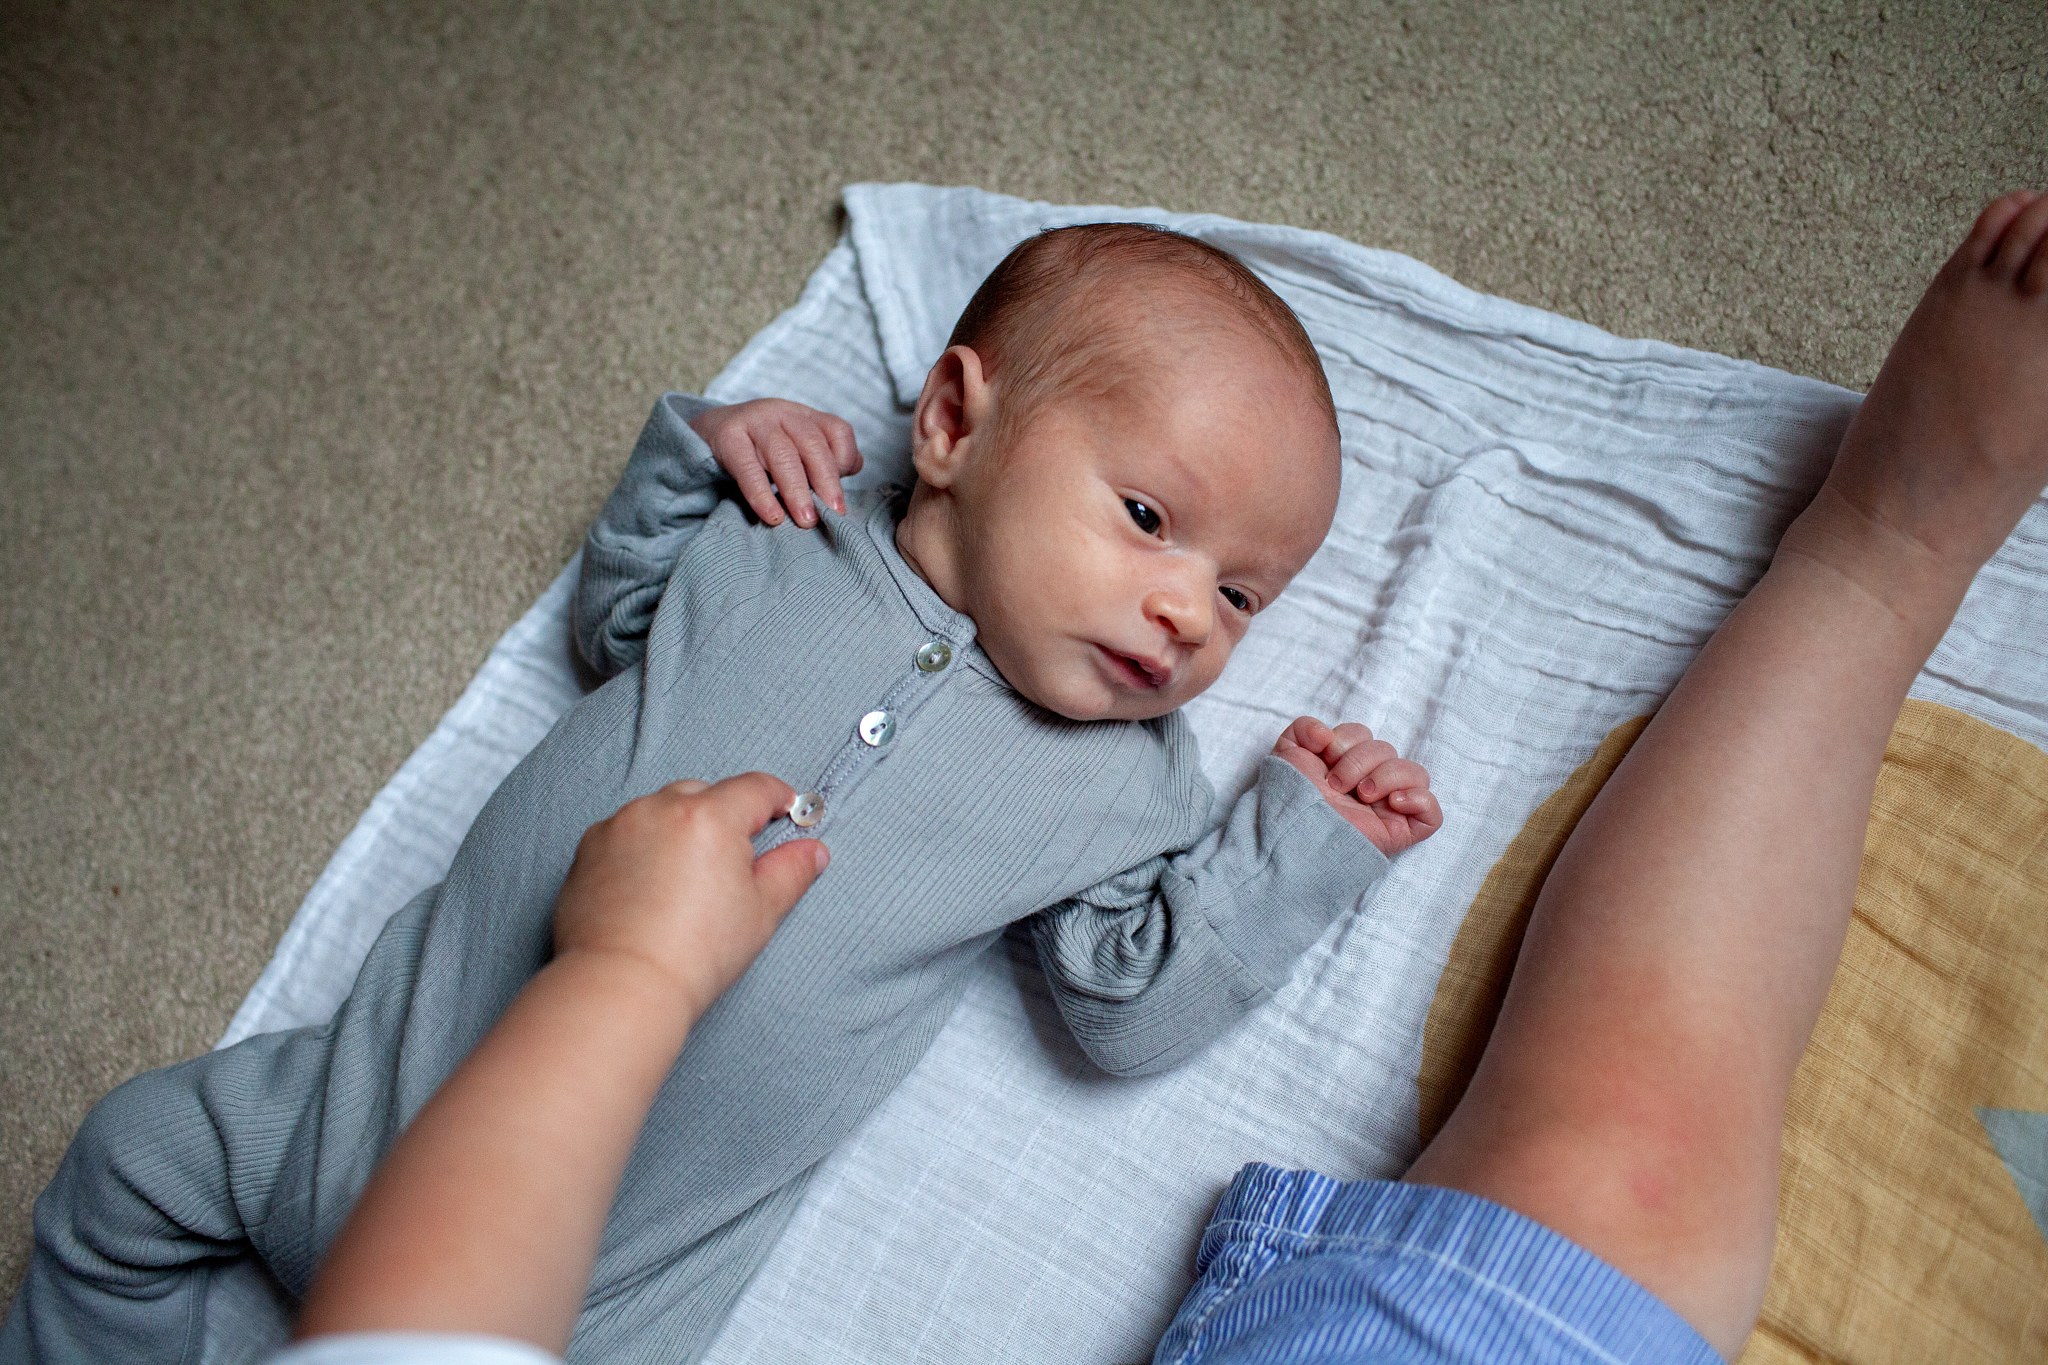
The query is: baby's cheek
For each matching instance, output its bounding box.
[1185,644,1234,703]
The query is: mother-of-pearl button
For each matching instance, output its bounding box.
[858,709,895,746]
[915,640,952,672]
[788,791,825,827]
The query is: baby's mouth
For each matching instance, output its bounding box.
[1097,645,1171,690]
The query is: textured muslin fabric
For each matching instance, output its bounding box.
[3,365,1382,1361]
[155,184,2046,1364]
[1152,1166,1719,1365]
[263,1337,558,1365]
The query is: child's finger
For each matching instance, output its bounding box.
[789,420,849,515]
[1319,721,1376,768]
[718,442,786,526]
[1272,745,1330,787]
[699,770,803,839]
[1275,715,1335,756]
[1270,733,1332,784]
[760,429,818,527]
[1385,786,1444,836]
[825,414,864,476]
[1353,756,1428,801]
[751,837,829,919]
[1328,738,1398,793]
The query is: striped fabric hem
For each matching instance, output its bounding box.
[1153,1164,1722,1365]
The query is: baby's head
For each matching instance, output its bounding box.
[895,223,1341,723]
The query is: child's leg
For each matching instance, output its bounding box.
[1405,190,2048,1357]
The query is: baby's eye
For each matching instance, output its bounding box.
[1123,498,1162,536]
[1220,586,1252,613]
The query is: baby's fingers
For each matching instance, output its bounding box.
[760,427,820,528]
[824,413,863,477]
[712,434,787,526]
[787,417,850,517]
[1328,736,1398,793]
[1382,786,1444,845]
[1275,716,1336,758]
[1351,756,1427,803]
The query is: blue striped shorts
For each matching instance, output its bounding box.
[1153,1165,1721,1365]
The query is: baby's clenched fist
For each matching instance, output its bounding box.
[689,398,863,529]
[1272,717,1442,857]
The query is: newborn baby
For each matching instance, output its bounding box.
[9,225,1437,1365]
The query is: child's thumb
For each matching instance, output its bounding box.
[751,838,829,920]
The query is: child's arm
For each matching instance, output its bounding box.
[573,395,860,677]
[1030,720,1438,1077]
[292,772,827,1355]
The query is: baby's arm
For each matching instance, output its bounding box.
[1271,716,1442,855]
[1031,748,1409,1077]
[573,394,860,676]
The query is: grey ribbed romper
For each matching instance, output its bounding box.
[3,393,1386,1364]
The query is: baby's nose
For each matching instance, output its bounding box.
[1147,585,1213,646]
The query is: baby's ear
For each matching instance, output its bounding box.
[911,345,994,488]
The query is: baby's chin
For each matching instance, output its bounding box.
[1016,674,1188,724]
[983,640,1194,722]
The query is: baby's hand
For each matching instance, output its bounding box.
[689,398,863,529]
[1273,717,1443,857]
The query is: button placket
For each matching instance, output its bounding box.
[765,635,962,849]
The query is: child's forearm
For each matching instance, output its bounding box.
[293,948,697,1353]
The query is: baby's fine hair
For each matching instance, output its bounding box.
[945,223,1339,438]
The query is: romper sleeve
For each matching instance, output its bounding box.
[1027,754,1390,1078]
[572,392,730,677]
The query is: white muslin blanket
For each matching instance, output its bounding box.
[218,184,2048,1364]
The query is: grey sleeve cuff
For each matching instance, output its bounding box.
[1031,754,1391,1077]
[1171,754,1391,994]
[572,393,729,677]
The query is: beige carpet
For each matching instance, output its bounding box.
[2,0,2041,1310]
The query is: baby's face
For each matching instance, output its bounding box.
[943,335,1338,722]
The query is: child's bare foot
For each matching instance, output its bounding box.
[1786,190,2048,623]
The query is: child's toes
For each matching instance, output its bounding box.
[2025,223,2048,298]
[1989,192,2048,281]
[1963,190,2040,268]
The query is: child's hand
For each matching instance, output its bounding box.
[553,772,828,1017]
[689,399,863,530]
[1273,717,1443,857]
